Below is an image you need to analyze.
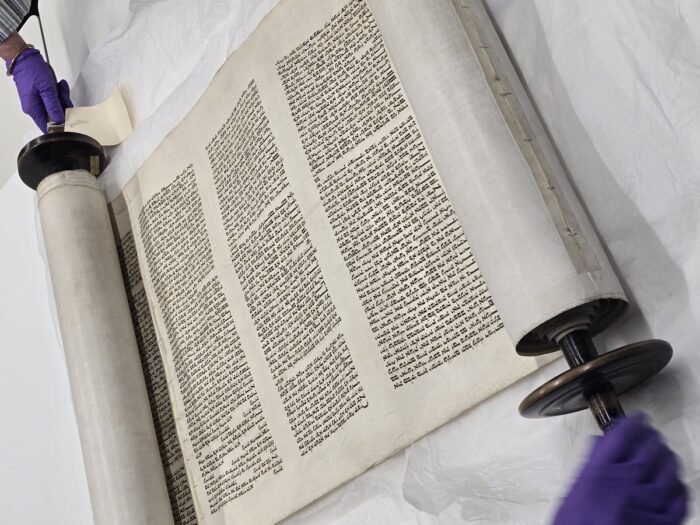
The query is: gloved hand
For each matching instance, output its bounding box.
[6,48,73,133]
[553,413,688,525]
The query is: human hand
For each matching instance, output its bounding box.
[7,47,73,133]
[553,413,688,525]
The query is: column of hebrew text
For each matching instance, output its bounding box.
[277,0,502,389]
[138,168,283,514]
[116,230,197,524]
[207,80,368,457]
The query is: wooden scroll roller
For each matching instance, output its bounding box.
[17,133,174,523]
[17,131,105,189]
[517,300,673,432]
[448,0,675,433]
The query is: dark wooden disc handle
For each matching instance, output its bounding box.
[519,331,672,432]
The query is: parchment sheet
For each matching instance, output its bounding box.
[369,0,625,349]
[63,0,700,523]
[65,88,133,146]
[117,1,546,520]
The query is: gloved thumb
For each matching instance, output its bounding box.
[38,78,66,125]
[28,107,49,134]
[57,79,73,109]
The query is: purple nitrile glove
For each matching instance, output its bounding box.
[7,48,73,133]
[553,413,688,525]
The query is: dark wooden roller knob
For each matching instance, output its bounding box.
[520,333,672,431]
[17,132,106,190]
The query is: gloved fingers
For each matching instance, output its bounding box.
[57,80,74,109]
[599,415,677,484]
[625,483,689,525]
[16,86,47,133]
[666,483,690,523]
[641,444,679,485]
[623,509,685,525]
[28,103,49,134]
[37,79,66,125]
[630,476,686,514]
[589,413,651,465]
[46,62,59,84]
[628,430,674,482]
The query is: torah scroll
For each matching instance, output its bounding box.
[26,0,635,523]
